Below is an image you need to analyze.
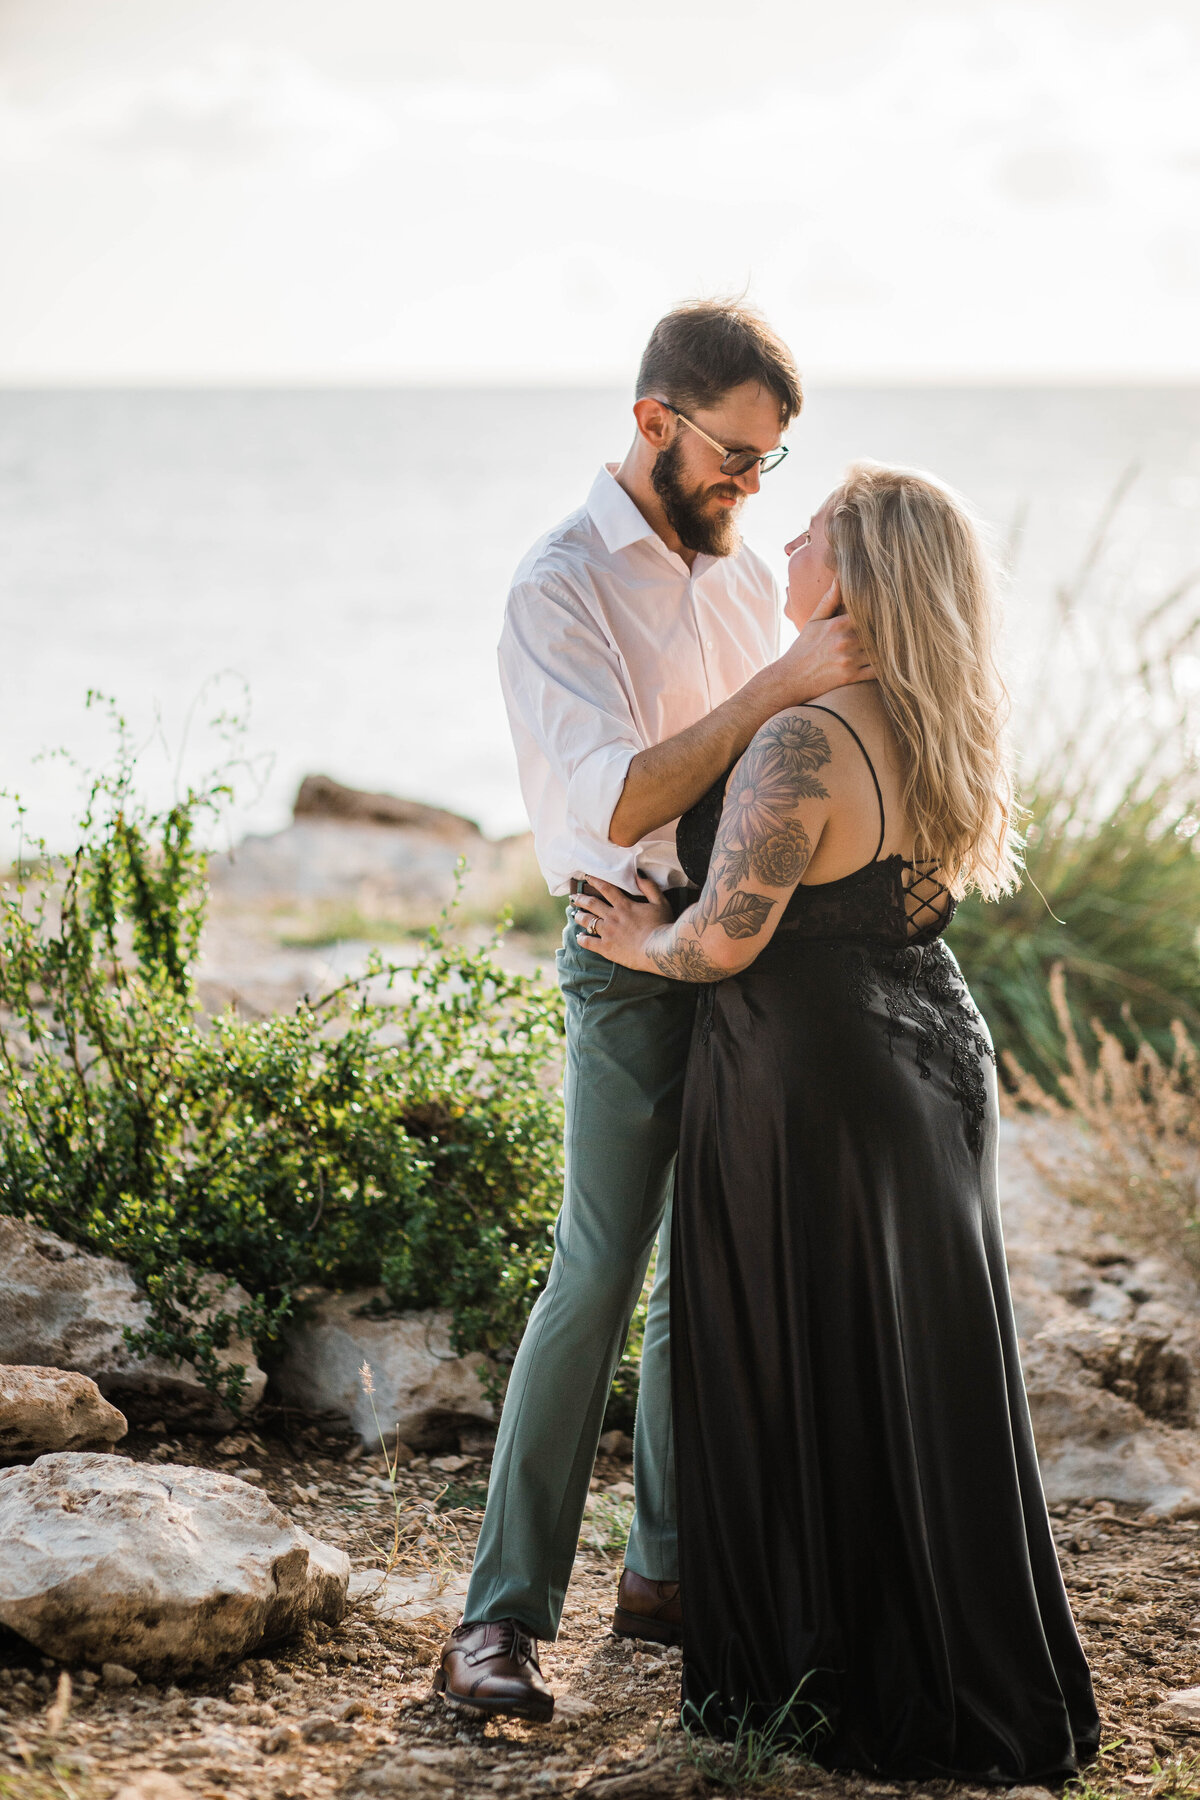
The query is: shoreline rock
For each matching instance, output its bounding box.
[292,775,482,840]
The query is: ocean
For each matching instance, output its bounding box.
[2,386,1198,858]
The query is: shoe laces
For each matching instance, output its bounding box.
[495,1620,535,1665]
[454,1618,537,1666]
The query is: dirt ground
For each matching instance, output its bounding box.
[2,1421,1199,1800]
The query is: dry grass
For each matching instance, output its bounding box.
[0,1767,95,1800]
[1008,963,1200,1272]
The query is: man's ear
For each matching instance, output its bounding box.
[632,397,674,453]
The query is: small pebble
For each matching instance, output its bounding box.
[102,1663,139,1689]
[229,1682,255,1704]
[262,1724,300,1754]
[300,1712,356,1743]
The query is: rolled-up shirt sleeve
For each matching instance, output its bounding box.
[499,576,642,848]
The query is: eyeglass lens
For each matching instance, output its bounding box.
[722,448,788,476]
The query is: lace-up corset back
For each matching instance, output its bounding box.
[675,703,957,947]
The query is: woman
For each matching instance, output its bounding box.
[572,462,1099,1782]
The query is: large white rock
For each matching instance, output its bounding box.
[0,1364,127,1460]
[270,1291,495,1449]
[0,1217,266,1429]
[0,1452,348,1673]
[1001,1118,1200,1514]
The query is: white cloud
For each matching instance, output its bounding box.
[0,2,1197,378]
[0,47,395,179]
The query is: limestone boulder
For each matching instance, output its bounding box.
[0,1364,127,1461]
[0,1216,266,1430]
[0,1452,348,1674]
[1001,1118,1200,1514]
[270,1292,495,1449]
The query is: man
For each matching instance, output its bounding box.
[436,300,870,1721]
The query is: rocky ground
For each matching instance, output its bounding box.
[6,798,1200,1798]
[3,1423,1200,1800]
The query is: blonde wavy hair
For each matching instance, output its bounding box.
[824,460,1021,900]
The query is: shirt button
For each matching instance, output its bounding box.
[705,639,713,650]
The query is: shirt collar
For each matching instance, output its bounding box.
[585,464,726,583]
[586,464,671,559]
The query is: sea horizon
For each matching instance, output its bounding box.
[3,382,1198,860]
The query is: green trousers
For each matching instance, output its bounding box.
[463,917,698,1640]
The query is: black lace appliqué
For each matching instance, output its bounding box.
[842,940,995,1153]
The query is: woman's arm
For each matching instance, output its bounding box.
[608,582,868,846]
[577,708,835,980]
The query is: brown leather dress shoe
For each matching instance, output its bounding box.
[434,1618,554,1723]
[612,1568,683,1646]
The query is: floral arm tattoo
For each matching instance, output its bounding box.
[644,711,832,982]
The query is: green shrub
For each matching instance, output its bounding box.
[0,717,565,1410]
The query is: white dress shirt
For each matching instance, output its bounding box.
[498,465,780,896]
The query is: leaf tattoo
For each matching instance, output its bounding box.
[715,890,775,940]
[693,882,718,934]
[714,844,753,887]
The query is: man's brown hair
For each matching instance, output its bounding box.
[636,298,803,428]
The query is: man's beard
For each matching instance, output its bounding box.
[651,435,744,557]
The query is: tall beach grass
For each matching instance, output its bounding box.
[949,470,1200,1087]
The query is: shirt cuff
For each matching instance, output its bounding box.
[565,742,637,844]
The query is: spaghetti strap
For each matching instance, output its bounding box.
[801,703,886,861]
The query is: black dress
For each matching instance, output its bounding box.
[671,705,1099,1784]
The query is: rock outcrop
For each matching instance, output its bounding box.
[0,1364,127,1460]
[0,1217,266,1430]
[292,776,482,841]
[0,1453,348,1673]
[1001,1118,1200,1514]
[270,1293,495,1449]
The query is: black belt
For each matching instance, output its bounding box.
[569,878,700,920]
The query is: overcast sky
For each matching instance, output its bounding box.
[1,0,1198,382]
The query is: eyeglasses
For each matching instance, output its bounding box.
[657,401,789,478]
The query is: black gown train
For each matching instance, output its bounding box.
[671,706,1099,1783]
